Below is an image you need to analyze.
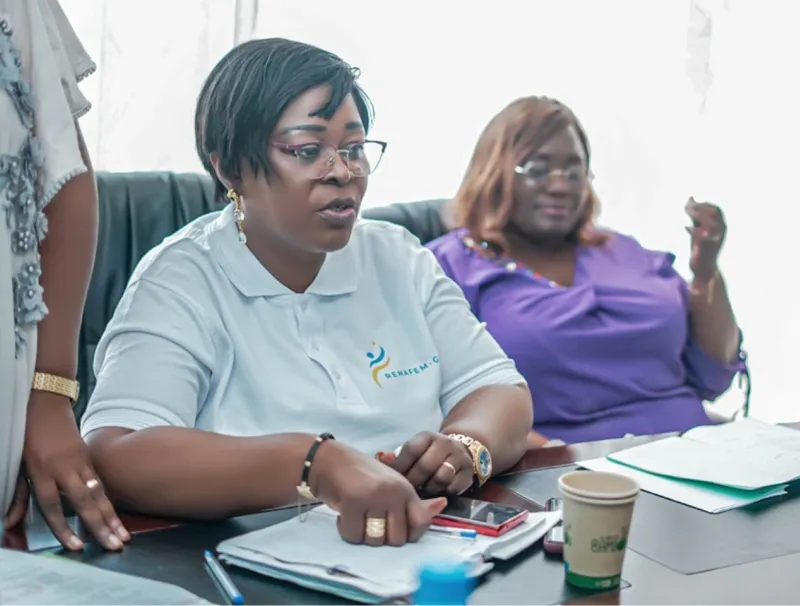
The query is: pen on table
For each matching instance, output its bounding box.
[429,526,478,539]
[203,549,245,605]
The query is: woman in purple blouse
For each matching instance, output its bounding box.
[427,96,747,445]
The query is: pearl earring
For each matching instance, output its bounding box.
[226,189,247,244]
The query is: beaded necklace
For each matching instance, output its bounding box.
[461,235,564,288]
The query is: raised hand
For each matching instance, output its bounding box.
[685,196,726,283]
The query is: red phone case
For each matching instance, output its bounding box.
[432,509,529,537]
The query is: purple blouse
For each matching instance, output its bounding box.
[427,229,747,443]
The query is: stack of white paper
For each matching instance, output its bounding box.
[608,419,800,490]
[579,418,797,513]
[0,549,210,605]
[579,456,787,514]
[217,505,561,603]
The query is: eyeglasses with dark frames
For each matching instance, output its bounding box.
[272,140,388,179]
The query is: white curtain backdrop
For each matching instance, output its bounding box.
[60,0,797,423]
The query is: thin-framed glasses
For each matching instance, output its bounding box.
[272,140,387,179]
[514,161,590,185]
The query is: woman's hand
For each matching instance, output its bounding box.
[685,197,726,283]
[2,392,129,551]
[377,431,474,496]
[312,440,447,546]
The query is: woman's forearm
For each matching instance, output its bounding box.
[86,428,324,519]
[689,271,740,364]
[440,384,532,475]
[36,126,98,377]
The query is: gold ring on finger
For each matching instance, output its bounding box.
[441,461,457,475]
[85,478,100,490]
[365,517,387,539]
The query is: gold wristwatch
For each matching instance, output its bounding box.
[31,372,80,405]
[448,433,493,486]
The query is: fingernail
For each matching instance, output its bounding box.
[67,536,84,551]
[108,534,123,550]
[430,497,448,511]
[118,527,131,541]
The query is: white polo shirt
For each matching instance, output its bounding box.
[80,206,525,454]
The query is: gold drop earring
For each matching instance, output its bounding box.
[227,188,247,244]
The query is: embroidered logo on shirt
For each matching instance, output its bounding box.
[366,343,392,387]
[366,342,440,389]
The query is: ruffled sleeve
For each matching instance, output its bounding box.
[14,0,96,205]
[681,304,748,401]
[39,0,95,118]
[0,0,94,354]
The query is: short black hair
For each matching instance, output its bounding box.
[195,38,374,200]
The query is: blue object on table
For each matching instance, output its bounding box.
[414,561,474,605]
[204,550,245,605]
[429,526,478,539]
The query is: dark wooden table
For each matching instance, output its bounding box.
[4,427,800,604]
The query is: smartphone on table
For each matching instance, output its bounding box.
[432,497,529,537]
[543,497,564,555]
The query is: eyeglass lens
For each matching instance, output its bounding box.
[294,142,384,178]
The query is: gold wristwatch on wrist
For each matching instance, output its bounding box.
[447,433,493,486]
[31,372,80,405]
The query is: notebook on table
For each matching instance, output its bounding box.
[578,418,799,513]
[216,505,561,603]
[0,548,211,605]
[579,456,787,513]
[607,418,800,490]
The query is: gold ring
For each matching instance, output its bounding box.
[85,478,100,490]
[365,517,387,540]
[441,461,457,475]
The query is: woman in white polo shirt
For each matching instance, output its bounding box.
[81,38,532,547]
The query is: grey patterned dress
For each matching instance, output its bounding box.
[0,0,94,517]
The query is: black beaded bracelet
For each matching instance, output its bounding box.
[296,432,335,500]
